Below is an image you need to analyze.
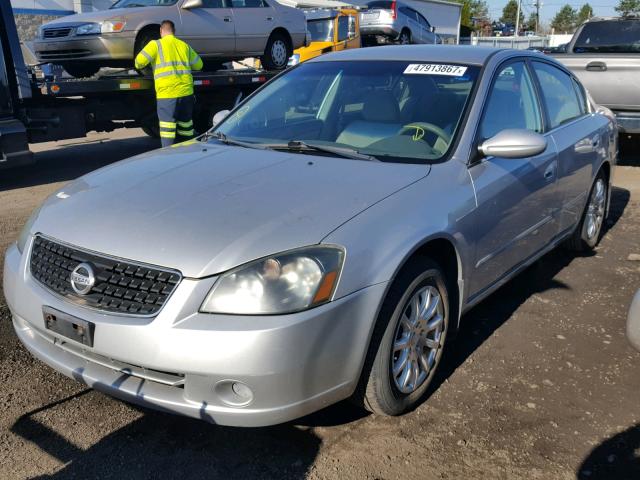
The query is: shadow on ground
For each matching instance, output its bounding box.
[577,423,640,480]
[0,135,158,192]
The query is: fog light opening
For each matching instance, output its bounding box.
[215,380,254,407]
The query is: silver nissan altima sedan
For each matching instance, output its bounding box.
[4,46,616,427]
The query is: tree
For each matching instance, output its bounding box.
[525,12,538,32]
[500,0,525,26]
[615,0,640,16]
[454,0,490,30]
[551,4,577,33]
[577,3,594,24]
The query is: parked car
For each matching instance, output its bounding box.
[359,0,439,45]
[628,289,640,351]
[552,16,640,137]
[288,7,360,66]
[33,0,307,77]
[5,46,616,427]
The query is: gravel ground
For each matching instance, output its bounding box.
[1,130,639,480]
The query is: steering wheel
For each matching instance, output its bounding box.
[398,122,451,148]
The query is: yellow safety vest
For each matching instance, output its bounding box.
[134,34,203,99]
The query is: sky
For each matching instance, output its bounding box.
[486,0,619,23]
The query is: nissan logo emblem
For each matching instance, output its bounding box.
[70,262,95,295]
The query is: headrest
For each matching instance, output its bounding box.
[362,91,401,123]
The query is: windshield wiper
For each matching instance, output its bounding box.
[209,131,269,149]
[273,140,380,161]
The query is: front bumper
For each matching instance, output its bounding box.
[4,241,386,427]
[34,33,135,62]
[613,111,640,135]
[627,289,640,351]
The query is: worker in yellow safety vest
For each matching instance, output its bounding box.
[134,20,203,147]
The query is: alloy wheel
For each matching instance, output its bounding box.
[391,285,444,394]
[585,178,606,240]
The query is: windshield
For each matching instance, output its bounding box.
[111,0,178,8]
[213,61,479,163]
[574,20,640,53]
[308,18,334,42]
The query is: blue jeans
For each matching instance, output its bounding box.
[157,95,195,147]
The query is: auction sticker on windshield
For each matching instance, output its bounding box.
[404,64,468,76]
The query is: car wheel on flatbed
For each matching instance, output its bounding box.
[565,169,608,251]
[62,64,101,79]
[354,258,450,416]
[398,29,412,45]
[261,31,292,70]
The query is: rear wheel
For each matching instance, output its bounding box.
[565,170,608,251]
[261,32,291,70]
[355,258,450,416]
[62,63,101,78]
[398,29,412,45]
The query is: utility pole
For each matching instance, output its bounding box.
[515,0,522,36]
[535,0,541,34]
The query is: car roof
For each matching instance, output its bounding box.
[308,45,528,66]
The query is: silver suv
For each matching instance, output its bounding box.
[359,0,439,45]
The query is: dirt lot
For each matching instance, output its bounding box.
[1,130,639,480]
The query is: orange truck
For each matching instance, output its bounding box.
[288,7,361,66]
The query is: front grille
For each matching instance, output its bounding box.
[30,236,181,316]
[43,27,72,38]
[38,49,93,59]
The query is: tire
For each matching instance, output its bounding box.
[261,32,292,70]
[355,258,450,416]
[134,28,160,73]
[398,29,412,45]
[141,125,160,139]
[565,169,608,251]
[62,64,101,78]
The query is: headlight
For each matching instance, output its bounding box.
[17,205,41,255]
[287,54,301,67]
[201,246,344,315]
[101,21,126,33]
[76,23,101,35]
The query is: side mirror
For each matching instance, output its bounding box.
[430,26,436,33]
[182,0,203,9]
[478,129,547,159]
[212,109,230,128]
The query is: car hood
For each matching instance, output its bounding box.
[33,142,430,278]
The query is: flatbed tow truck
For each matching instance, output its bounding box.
[0,2,276,169]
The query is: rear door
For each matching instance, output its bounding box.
[179,0,235,56]
[468,60,560,297]
[399,7,420,41]
[230,0,274,55]
[416,12,435,44]
[531,60,609,234]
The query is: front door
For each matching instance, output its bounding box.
[230,0,274,55]
[179,0,235,57]
[468,60,561,297]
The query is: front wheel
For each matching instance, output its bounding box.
[565,170,608,251]
[261,32,291,70]
[356,258,450,416]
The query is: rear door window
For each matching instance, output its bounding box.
[532,61,583,129]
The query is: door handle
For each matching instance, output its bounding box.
[592,137,600,148]
[266,16,273,20]
[586,61,607,72]
[544,164,555,181]
[223,16,232,22]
